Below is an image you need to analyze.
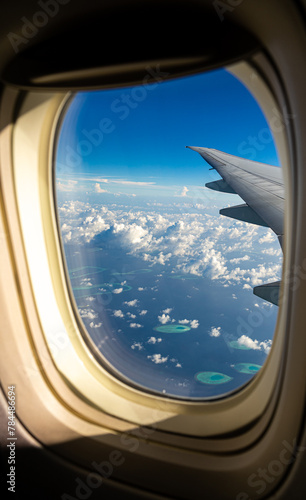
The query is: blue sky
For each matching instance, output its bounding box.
[56,68,279,199]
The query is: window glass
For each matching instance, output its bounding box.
[55,68,282,399]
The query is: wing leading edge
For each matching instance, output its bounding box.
[187,147,284,306]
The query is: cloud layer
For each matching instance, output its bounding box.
[59,200,282,288]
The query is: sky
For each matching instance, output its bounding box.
[56,68,280,200]
[55,68,282,398]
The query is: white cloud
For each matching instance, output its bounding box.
[124,299,139,307]
[260,339,273,354]
[113,288,123,294]
[162,308,172,314]
[89,321,102,328]
[147,337,162,344]
[147,354,168,364]
[259,231,275,244]
[131,342,143,350]
[237,335,261,350]
[57,179,78,192]
[190,319,199,329]
[209,326,221,337]
[262,248,282,256]
[158,314,171,324]
[180,186,189,197]
[113,180,156,186]
[79,308,98,320]
[178,319,199,328]
[230,255,250,264]
[80,278,92,287]
[113,310,124,318]
[58,200,282,289]
[237,335,272,353]
[130,323,143,328]
[139,310,148,315]
[95,183,108,194]
[127,312,136,319]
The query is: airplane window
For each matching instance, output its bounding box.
[55,68,283,399]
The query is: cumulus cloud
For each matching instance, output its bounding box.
[229,255,250,264]
[237,335,261,350]
[259,231,275,244]
[58,200,282,288]
[162,308,172,314]
[147,337,162,344]
[113,288,123,294]
[124,299,139,307]
[180,186,189,197]
[237,335,272,354]
[262,248,282,256]
[113,310,124,318]
[209,326,221,337]
[259,339,273,354]
[190,320,199,329]
[178,319,199,328]
[139,310,148,315]
[130,323,143,328]
[79,308,98,320]
[80,278,92,287]
[131,342,143,350]
[158,314,171,324]
[95,183,108,194]
[147,354,168,364]
[57,179,78,192]
[89,321,102,329]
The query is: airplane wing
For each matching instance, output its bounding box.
[187,146,284,306]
